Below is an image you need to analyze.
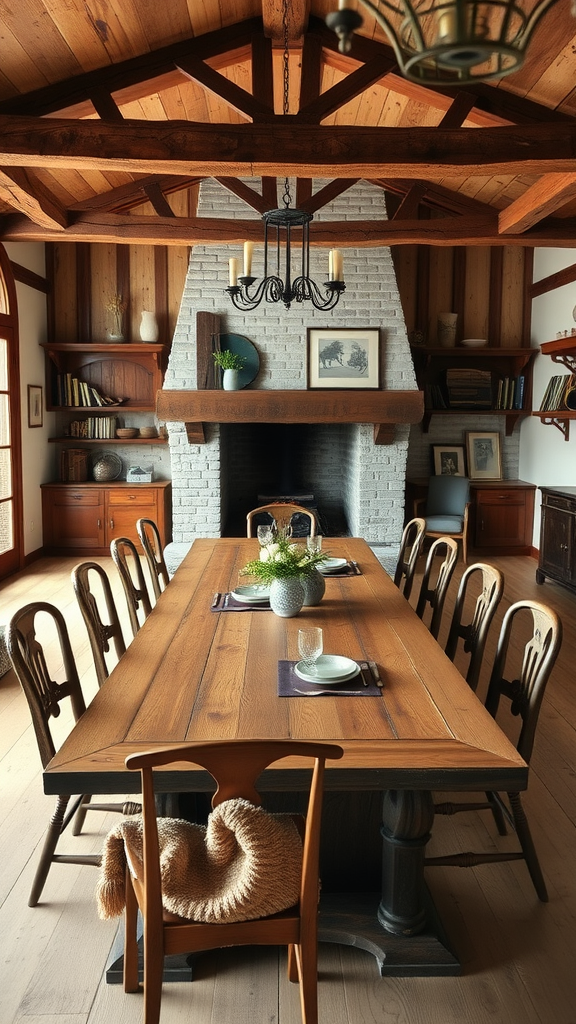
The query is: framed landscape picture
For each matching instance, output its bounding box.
[466,431,502,480]
[432,444,466,477]
[307,327,380,389]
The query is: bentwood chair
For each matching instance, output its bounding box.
[393,517,426,599]
[136,518,170,601]
[415,536,459,639]
[246,502,316,538]
[115,739,343,1024]
[72,561,127,688]
[6,602,138,907]
[416,475,471,565]
[444,562,504,692]
[427,600,562,901]
[110,537,153,638]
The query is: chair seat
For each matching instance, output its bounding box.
[426,514,464,532]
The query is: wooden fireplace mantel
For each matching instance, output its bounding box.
[155,389,424,445]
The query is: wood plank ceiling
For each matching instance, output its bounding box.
[1,0,576,249]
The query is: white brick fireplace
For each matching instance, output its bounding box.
[162,178,419,562]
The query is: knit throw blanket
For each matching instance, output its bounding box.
[96,798,303,924]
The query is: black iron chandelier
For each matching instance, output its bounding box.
[326,0,561,85]
[226,2,346,312]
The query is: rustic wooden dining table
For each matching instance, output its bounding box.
[44,537,526,978]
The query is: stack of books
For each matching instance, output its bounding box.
[495,375,525,410]
[539,374,576,412]
[445,368,493,409]
[67,417,118,439]
[54,373,122,407]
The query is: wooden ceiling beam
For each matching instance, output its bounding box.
[262,0,311,42]
[3,116,576,178]
[213,177,270,214]
[3,209,576,247]
[69,175,202,213]
[498,173,576,234]
[175,56,272,121]
[297,54,396,122]
[0,19,262,119]
[0,168,67,230]
[371,178,495,218]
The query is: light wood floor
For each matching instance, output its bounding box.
[0,551,575,1024]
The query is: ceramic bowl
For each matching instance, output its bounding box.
[138,427,158,438]
[116,427,139,438]
[461,338,488,348]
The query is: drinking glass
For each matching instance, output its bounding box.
[257,524,274,547]
[306,535,322,555]
[297,627,323,674]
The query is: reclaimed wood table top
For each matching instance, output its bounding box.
[44,538,526,796]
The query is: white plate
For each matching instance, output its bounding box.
[294,655,360,684]
[318,557,348,574]
[230,585,271,604]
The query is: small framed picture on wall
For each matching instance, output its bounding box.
[432,445,466,477]
[27,385,43,428]
[466,431,502,480]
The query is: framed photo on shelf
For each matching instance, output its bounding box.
[466,431,502,480]
[27,385,43,428]
[307,327,380,389]
[432,444,466,477]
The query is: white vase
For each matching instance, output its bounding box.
[301,568,326,606]
[139,310,159,343]
[437,312,458,348]
[223,368,240,391]
[269,578,304,618]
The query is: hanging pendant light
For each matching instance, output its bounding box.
[226,1,346,312]
[326,0,561,85]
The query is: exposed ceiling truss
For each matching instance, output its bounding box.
[1,16,576,248]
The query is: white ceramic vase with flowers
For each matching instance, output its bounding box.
[241,533,327,617]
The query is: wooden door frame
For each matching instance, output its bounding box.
[0,244,24,580]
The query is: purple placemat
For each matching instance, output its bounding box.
[211,592,270,612]
[320,561,362,578]
[278,660,381,696]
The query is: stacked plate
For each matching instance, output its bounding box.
[294,655,359,684]
[318,557,348,574]
[230,584,271,604]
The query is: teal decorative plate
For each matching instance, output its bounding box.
[219,334,259,388]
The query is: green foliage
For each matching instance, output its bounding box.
[241,536,327,583]
[212,350,246,370]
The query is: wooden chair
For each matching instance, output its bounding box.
[427,600,562,901]
[72,561,127,687]
[6,602,139,907]
[121,738,343,1024]
[393,517,426,599]
[416,475,471,565]
[444,562,504,692]
[415,536,459,639]
[110,537,153,637]
[246,502,316,538]
[136,518,170,601]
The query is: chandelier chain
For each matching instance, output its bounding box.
[282,0,291,208]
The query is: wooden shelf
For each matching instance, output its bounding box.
[532,410,576,441]
[411,346,535,434]
[155,388,425,445]
[48,437,167,445]
[42,342,167,412]
[540,338,576,372]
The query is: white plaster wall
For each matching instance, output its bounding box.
[519,248,576,546]
[4,242,50,557]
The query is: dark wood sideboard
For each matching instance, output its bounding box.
[406,478,535,556]
[536,486,576,595]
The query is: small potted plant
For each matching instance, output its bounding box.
[240,533,327,617]
[212,350,246,390]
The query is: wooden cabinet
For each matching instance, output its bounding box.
[406,478,535,555]
[410,347,535,435]
[536,487,576,593]
[42,482,172,555]
[472,481,535,554]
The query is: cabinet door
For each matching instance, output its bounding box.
[540,504,575,581]
[105,488,158,547]
[43,488,105,549]
[474,490,527,548]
